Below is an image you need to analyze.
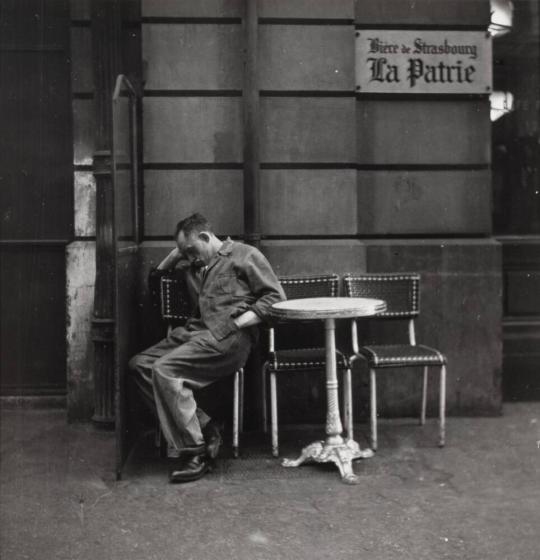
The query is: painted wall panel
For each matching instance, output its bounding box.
[358,170,491,234]
[144,98,243,162]
[261,170,356,235]
[261,98,356,162]
[259,0,354,18]
[357,100,490,164]
[142,0,242,17]
[143,24,242,90]
[355,0,489,25]
[259,25,354,90]
[144,170,243,236]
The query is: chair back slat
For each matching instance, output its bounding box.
[160,276,192,323]
[278,274,339,300]
[344,273,420,318]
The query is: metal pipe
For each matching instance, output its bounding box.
[242,0,260,248]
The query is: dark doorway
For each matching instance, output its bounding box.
[0,0,72,395]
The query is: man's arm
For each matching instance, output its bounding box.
[232,248,286,329]
[157,247,184,270]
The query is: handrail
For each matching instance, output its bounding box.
[113,74,137,99]
[112,74,142,245]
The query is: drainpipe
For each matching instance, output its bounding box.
[243,0,261,248]
[90,0,122,427]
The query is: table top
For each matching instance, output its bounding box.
[270,297,386,320]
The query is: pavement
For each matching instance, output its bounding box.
[1,403,539,560]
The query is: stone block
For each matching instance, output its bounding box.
[143,24,242,90]
[357,100,490,165]
[73,98,94,166]
[74,171,96,237]
[70,0,90,20]
[261,97,356,162]
[259,0,354,19]
[262,239,367,277]
[355,0,490,26]
[144,97,243,162]
[144,170,244,237]
[261,169,357,235]
[357,170,491,235]
[66,241,96,422]
[142,0,242,17]
[71,27,92,94]
[259,25,354,90]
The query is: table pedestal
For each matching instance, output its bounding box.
[281,318,374,484]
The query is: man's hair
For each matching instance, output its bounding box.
[174,213,213,239]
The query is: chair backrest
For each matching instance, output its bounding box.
[270,274,339,351]
[160,276,192,325]
[343,273,420,318]
[278,274,339,300]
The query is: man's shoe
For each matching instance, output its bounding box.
[175,443,207,457]
[168,454,210,483]
[203,421,223,460]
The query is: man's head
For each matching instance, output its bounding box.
[174,213,221,267]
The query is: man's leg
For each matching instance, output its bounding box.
[128,327,213,432]
[151,328,251,455]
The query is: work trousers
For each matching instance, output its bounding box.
[129,324,252,451]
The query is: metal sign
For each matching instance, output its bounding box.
[356,30,492,94]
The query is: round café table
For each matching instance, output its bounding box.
[269,296,387,484]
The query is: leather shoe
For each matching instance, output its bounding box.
[203,421,223,459]
[177,443,206,457]
[168,454,210,483]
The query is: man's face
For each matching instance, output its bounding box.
[176,230,213,267]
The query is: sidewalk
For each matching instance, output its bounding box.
[1,403,539,560]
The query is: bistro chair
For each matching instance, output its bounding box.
[261,274,348,457]
[343,273,446,450]
[159,275,245,458]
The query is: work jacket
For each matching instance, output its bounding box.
[151,239,286,341]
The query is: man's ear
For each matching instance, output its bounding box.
[198,232,211,243]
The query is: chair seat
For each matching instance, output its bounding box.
[356,344,446,368]
[268,347,348,371]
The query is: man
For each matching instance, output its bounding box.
[129,213,285,483]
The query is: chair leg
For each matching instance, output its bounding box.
[239,368,244,434]
[439,364,446,447]
[370,368,378,451]
[155,420,161,448]
[233,370,240,458]
[155,420,164,458]
[420,366,428,425]
[261,363,268,433]
[344,368,353,441]
[270,371,279,457]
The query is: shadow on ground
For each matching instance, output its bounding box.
[1,404,539,560]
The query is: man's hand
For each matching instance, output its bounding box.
[233,310,262,330]
[157,247,183,271]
